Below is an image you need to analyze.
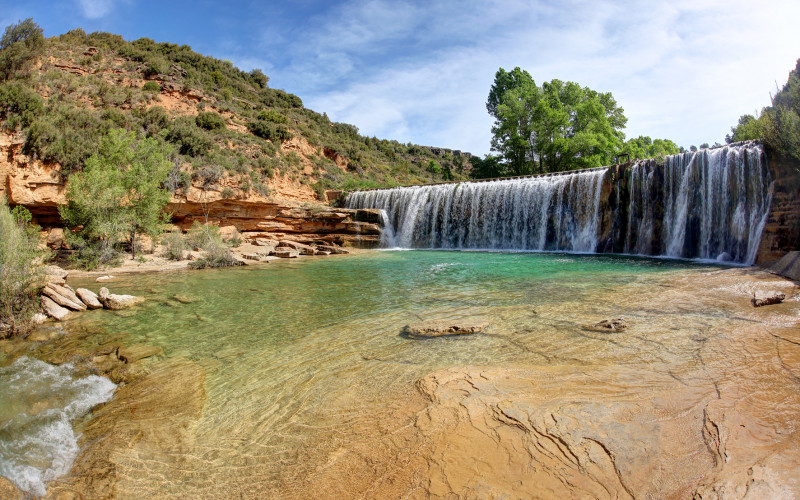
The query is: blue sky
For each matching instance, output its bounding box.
[2,1,800,156]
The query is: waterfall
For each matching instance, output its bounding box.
[347,168,607,252]
[346,142,771,265]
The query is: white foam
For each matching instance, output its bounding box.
[0,357,116,497]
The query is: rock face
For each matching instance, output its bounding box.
[771,250,800,281]
[98,287,146,310]
[751,290,786,307]
[405,318,489,337]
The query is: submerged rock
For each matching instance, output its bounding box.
[585,318,628,332]
[98,287,145,310]
[405,318,489,338]
[751,290,785,307]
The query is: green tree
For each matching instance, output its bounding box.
[0,18,45,81]
[488,67,627,174]
[59,129,174,265]
[726,59,800,161]
[618,136,681,162]
[0,198,45,336]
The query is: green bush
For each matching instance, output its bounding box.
[142,81,161,93]
[248,120,292,143]
[195,111,225,130]
[0,81,43,129]
[256,109,287,124]
[165,116,215,156]
[160,229,187,260]
[0,198,44,336]
[0,19,45,81]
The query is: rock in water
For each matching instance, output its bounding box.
[751,290,785,307]
[41,296,70,321]
[75,288,103,309]
[98,287,145,310]
[42,284,86,311]
[586,318,628,332]
[405,318,489,338]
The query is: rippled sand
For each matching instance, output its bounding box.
[3,253,798,498]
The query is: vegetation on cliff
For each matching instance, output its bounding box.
[0,19,471,202]
[727,58,800,161]
[0,198,45,336]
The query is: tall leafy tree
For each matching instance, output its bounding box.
[60,129,174,264]
[0,18,45,81]
[487,67,627,174]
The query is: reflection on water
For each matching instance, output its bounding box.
[6,251,771,496]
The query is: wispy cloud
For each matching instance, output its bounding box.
[76,0,115,19]
[257,0,800,154]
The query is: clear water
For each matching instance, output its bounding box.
[2,251,732,495]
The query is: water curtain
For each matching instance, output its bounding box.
[346,142,771,264]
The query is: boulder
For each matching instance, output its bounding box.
[585,318,628,332]
[117,344,163,363]
[405,317,490,338]
[75,288,103,309]
[98,287,146,310]
[96,275,115,282]
[278,240,316,255]
[272,248,299,258]
[751,290,785,308]
[43,284,87,311]
[317,244,350,255]
[41,295,70,321]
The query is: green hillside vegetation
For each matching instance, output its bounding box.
[726,58,800,161]
[0,19,471,199]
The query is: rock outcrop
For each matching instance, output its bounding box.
[404,318,489,337]
[751,290,786,307]
[98,287,146,310]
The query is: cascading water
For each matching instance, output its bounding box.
[347,168,607,252]
[621,142,771,264]
[346,142,772,265]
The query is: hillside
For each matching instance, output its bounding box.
[0,26,473,215]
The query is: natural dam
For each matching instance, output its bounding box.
[346,142,772,265]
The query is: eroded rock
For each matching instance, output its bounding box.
[75,288,103,309]
[751,290,785,307]
[585,317,628,332]
[405,317,489,338]
[41,295,70,321]
[98,287,145,310]
[43,283,87,311]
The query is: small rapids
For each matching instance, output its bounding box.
[0,357,116,497]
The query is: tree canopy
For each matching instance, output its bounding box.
[59,129,174,266]
[487,67,627,175]
[0,18,44,81]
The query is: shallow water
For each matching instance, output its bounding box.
[5,250,796,497]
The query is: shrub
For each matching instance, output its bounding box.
[256,109,287,124]
[185,221,240,268]
[195,111,225,130]
[160,229,187,260]
[0,19,45,81]
[249,69,268,89]
[0,198,44,337]
[142,81,161,93]
[248,120,292,143]
[165,116,215,156]
[0,81,43,129]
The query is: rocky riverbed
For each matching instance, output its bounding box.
[1,255,798,499]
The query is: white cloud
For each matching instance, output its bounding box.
[259,0,800,154]
[77,0,115,19]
